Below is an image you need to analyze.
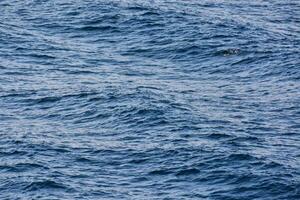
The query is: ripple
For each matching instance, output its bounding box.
[24,180,67,191]
[176,168,200,176]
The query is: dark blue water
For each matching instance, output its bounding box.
[1,0,300,199]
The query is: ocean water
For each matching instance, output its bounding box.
[0,0,299,199]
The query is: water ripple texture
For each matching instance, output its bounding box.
[0,0,300,199]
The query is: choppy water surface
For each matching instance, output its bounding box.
[1,0,300,199]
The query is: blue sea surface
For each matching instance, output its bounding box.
[0,0,300,199]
